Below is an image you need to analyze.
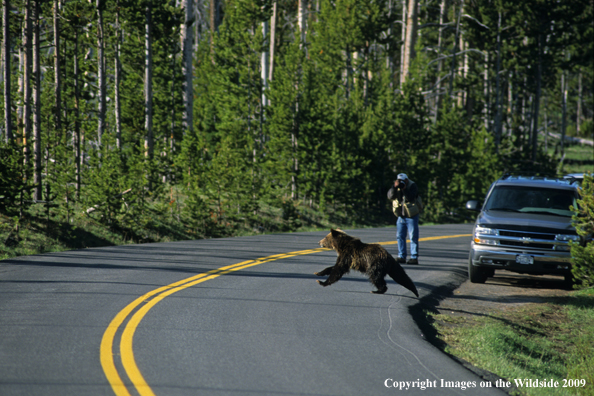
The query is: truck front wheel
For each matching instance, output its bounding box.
[469,255,488,283]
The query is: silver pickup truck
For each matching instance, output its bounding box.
[466,175,582,286]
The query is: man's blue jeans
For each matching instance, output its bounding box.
[397,215,419,260]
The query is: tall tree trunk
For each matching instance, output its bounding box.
[269,1,277,81]
[144,5,153,164]
[53,0,61,139]
[17,34,22,145]
[458,36,468,108]
[298,0,307,47]
[182,0,194,136]
[3,0,12,142]
[75,30,81,196]
[433,0,448,122]
[23,0,32,166]
[291,117,299,200]
[576,70,582,135]
[401,0,418,86]
[544,96,548,151]
[97,0,105,147]
[386,0,393,80]
[260,14,269,161]
[364,44,371,104]
[483,52,489,131]
[33,0,41,200]
[447,0,463,99]
[292,0,307,199]
[261,19,269,108]
[519,77,526,146]
[531,32,542,162]
[168,47,176,184]
[560,70,568,158]
[210,0,217,53]
[115,1,122,149]
[493,11,502,150]
[400,0,406,88]
[507,72,512,132]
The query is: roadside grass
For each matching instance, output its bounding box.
[1,196,401,260]
[429,288,594,396]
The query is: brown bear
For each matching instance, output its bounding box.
[315,229,419,297]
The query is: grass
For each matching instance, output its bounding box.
[429,288,594,396]
[0,194,399,261]
[544,137,594,175]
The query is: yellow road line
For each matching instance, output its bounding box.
[378,234,472,245]
[100,235,471,395]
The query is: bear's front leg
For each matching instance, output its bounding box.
[317,263,349,287]
[316,256,350,287]
[314,266,334,276]
[317,271,343,287]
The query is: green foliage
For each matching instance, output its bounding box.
[571,173,594,289]
[0,141,30,216]
[0,0,591,252]
[421,105,502,222]
[182,182,217,238]
[83,143,129,227]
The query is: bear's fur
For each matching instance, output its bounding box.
[315,229,419,297]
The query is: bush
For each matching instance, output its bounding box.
[570,172,594,289]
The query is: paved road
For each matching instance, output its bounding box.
[0,224,508,396]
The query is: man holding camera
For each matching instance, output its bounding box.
[387,173,419,265]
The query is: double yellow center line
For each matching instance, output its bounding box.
[100,234,471,396]
[99,248,328,396]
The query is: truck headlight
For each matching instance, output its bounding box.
[555,234,580,242]
[474,225,499,246]
[554,234,580,251]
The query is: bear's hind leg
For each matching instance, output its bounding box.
[370,276,388,294]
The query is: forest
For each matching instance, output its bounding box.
[0,0,592,248]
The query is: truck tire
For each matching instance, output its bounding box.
[468,255,488,283]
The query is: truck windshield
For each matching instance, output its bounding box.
[485,186,577,217]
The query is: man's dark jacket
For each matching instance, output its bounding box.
[387,180,418,218]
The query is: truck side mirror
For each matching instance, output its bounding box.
[466,200,481,211]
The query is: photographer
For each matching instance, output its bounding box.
[387,173,420,265]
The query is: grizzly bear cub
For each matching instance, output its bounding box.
[315,229,419,297]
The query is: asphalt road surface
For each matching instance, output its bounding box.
[0,224,508,396]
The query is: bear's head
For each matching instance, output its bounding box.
[319,229,345,250]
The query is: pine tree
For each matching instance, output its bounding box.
[0,141,30,217]
[570,173,594,289]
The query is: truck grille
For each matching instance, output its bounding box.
[500,240,551,249]
[498,230,557,250]
[499,230,556,240]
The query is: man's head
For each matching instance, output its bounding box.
[395,173,408,189]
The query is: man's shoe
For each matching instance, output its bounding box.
[397,257,406,264]
[407,258,418,265]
